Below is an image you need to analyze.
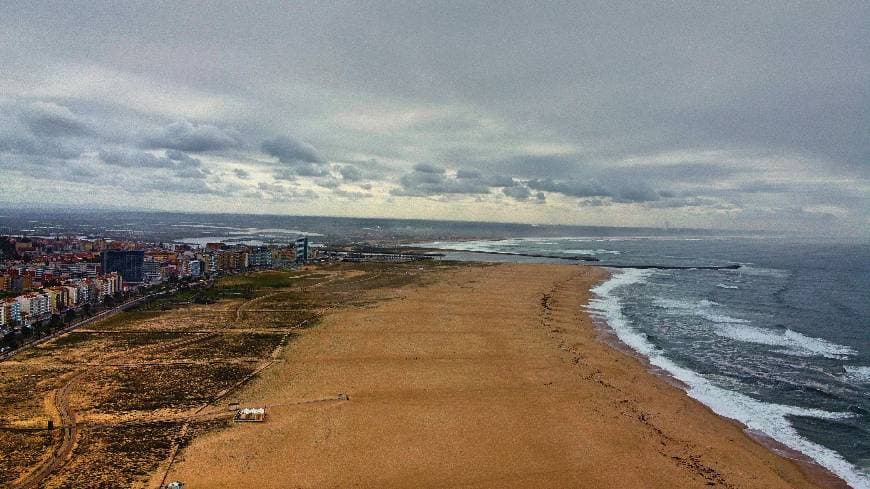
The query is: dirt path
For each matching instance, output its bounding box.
[11,373,81,489]
[6,326,229,488]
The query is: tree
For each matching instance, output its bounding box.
[49,314,63,330]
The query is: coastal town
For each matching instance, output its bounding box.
[0,235,311,347]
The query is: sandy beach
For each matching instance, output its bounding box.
[164,263,837,489]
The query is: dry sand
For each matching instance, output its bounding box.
[165,264,836,488]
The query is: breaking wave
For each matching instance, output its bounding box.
[844,366,870,385]
[714,324,857,359]
[588,269,869,489]
[652,297,750,324]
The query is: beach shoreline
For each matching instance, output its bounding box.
[585,269,850,489]
[164,263,844,488]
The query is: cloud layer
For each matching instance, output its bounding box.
[0,2,867,236]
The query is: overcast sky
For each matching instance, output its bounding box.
[0,1,867,236]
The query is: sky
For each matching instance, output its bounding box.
[0,1,867,236]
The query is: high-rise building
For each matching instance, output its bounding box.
[294,237,309,263]
[101,250,144,284]
[189,260,202,277]
[248,247,273,268]
[216,250,248,271]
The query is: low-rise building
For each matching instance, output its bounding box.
[216,250,248,272]
[17,292,50,324]
[248,247,273,268]
[0,298,21,329]
[143,260,162,283]
[45,287,69,314]
[64,284,81,307]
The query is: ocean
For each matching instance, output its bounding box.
[422,237,870,488]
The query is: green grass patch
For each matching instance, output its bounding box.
[88,310,163,330]
[217,271,321,289]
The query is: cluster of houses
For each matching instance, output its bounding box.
[0,235,313,339]
[0,272,122,332]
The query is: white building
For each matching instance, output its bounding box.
[0,298,21,328]
[17,292,50,324]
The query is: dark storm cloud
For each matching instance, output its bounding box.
[412,162,445,174]
[456,168,517,188]
[502,185,547,203]
[141,120,243,152]
[502,185,530,201]
[525,179,610,199]
[339,165,363,181]
[99,148,211,180]
[612,184,661,203]
[19,101,94,137]
[0,133,82,160]
[335,160,390,183]
[455,169,481,179]
[0,101,86,160]
[165,149,202,167]
[392,167,489,196]
[261,136,325,164]
[392,165,519,197]
[480,155,582,180]
[99,148,175,168]
[607,163,744,184]
[525,178,665,203]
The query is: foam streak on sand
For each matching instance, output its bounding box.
[589,269,870,489]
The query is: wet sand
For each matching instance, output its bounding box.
[165,263,834,488]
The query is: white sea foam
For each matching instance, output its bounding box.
[226,227,325,236]
[738,265,791,279]
[714,324,857,359]
[652,298,749,324]
[716,283,739,289]
[588,269,869,489]
[844,366,870,384]
[421,239,508,253]
[563,249,622,255]
[419,239,625,257]
[170,224,243,230]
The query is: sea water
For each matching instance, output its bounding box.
[423,237,870,488]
